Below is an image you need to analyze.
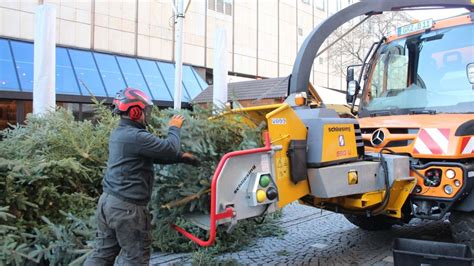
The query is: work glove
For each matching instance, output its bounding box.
[181,152,200,166]
[169,115,185,128]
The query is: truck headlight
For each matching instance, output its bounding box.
[444,185,453,195]
[446,169,456,179]
[454,180,461,187]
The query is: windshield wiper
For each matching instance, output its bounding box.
[410,109,437,115]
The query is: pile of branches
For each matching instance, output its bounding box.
[0,102,283,265]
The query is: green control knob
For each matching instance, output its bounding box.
[266,187,278,201]
[259,175,271,187]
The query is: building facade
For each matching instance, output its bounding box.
[0,0,353,128]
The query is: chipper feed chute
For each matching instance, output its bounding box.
[172,103,310,247]
[172,132,281,247]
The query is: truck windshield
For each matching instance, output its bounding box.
[359,23,474,117]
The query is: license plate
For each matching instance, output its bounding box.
[397,19,434,36]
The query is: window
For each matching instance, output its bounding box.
[224,1,232,15]
[192,68,208,90]
[56,48,80,95]
[315,0,325,11]
[298,27,303,36]
[0,37,208,104]
[208,0,215,11]
[319,57,324,64]
[94,53,126,97]
[81,103,97,121]
[10,42,80,95]
[69,50,107,97]
[301,0,310,4]
[156,62,190,101]
[138,59,172,101]
[0,100,17,129]
[10,41,34,91]
[0,40,19,91]
[216,0,224,13]
[182,65,203,100]
[208,0,232,16]
[116,56,151,97]
[57,102,81,120]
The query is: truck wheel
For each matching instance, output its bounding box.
[450,211,474,248]
[344,214,393,231]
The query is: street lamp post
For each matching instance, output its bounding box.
[172,0,185,110]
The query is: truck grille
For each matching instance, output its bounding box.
[362,128,419,148]
[354,123,364,156]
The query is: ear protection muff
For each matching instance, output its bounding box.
[129,106,142,121]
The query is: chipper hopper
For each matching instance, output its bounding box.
[172,103,416,246]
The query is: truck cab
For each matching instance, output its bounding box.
[350,14,474,243]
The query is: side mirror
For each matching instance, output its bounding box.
[347,68,355,83]
[346,80,359,104]
[467,63,474,84]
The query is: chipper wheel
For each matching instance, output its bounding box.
[344,214,394,231]
[450,211,474,248]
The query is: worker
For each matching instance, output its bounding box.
[84,88,199,265]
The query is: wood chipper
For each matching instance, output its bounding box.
[173,0,474,247]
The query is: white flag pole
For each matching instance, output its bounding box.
[33,4,56,115]
[212,28,228,112]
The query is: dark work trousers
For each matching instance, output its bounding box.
[84,193,152,266]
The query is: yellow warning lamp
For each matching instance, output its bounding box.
[256,189,267,203]
[348,170,358,185]
[295,92,307,106]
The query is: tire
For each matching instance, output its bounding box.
[450,211,474,248]
[344,214,394,231]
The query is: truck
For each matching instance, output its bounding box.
[172,0,474,248]
[346,5,474,243]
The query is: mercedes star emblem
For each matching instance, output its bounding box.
[371,129,385,147]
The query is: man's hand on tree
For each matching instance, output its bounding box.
[181,152,200,166]
[169,115,185,128]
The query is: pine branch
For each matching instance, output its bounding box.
[161,189,211,209]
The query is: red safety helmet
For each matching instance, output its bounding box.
[112,88,153,122]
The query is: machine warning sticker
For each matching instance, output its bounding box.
[271,118,286,125]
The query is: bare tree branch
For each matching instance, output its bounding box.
[323,12,412,82]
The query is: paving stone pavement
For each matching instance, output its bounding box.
[150,202,455,265]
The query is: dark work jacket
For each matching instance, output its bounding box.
[102,119,182,205]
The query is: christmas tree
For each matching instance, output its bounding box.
[0,102,283,265]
